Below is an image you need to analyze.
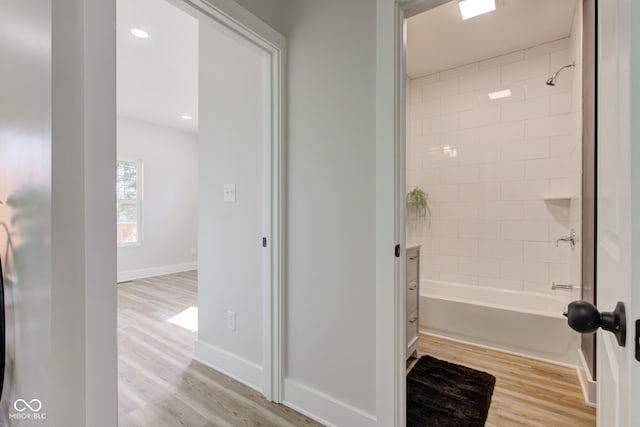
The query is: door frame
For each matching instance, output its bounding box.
[375,1,449,425]
[166,0,287,402]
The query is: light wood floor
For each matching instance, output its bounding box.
[409,335,596,427]
[117,271,321,427]
[119,271,595,426]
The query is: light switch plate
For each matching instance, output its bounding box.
[224,184,236,202]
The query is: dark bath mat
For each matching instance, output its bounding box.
[407,355,496,427]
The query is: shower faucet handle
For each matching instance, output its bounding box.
[555,229,576,249]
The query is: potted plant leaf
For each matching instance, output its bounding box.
[407,187,430,227]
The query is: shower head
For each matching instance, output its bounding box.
[546,62,575,86]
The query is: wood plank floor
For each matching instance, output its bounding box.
[119,271,595,426]
[117,271,321,427]
[409,335,596,426]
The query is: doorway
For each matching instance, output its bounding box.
[115,0,286,422]
[398,0,596,424]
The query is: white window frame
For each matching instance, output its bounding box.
[116,159,143,247]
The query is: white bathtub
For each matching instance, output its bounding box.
[419,280,580,366]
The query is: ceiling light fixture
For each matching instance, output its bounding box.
[458,0,496,20]
[488,89,511,100]
[130,28,149,39]
[181,115,193,120]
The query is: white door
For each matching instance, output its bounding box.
[596,0,640,425]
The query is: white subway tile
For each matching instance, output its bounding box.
[459,221,501,240]
[420,238,440,255]
[548,221,571,242]
[440,238,479,257]
[478,240,523,260]
[478,161,525,182]
[501,96,549,122]
[426,184,459,202]
[550,92,572,115]
[478,277,524,291]
[524,242,570,263]
[524,38,570,58]
[410,134,443,153]
[502,55,550,85]
[548,135,574,157]
[479,122,525,144]
[501,260,549,283]
[428,220,459,238]
[478,201,524,220]
[440,165,479,184]
[549,262,572,283]
[459,183,501,201]
[439,272,479,286]
[524,157,572,180]
[501,221,549,241]
[440,63,479,80]
[409,86,423,105]
[460,67,501,92]
[414,168,440,187]
[459,257,500,278]
[410,99,441,120]
[423,113,459,135]
[411,73,439,87]
[549,178,579,198]
[501,138,549,161]
[441,91,482,113]
[526,74,572,99]
[421,149,459,169]
[523,281,554,294]
[441,128,480,148]
[524,200,570,222]
[500,180,549,200]
[423,78,459,100]
[479,51,524,70]
[550,49,573,72]
[423,254,458,274]
[460,106,501,129]
[409,119,422,137]
[525,114,573,138]
[457,143,501,165]
[440,202,479,220]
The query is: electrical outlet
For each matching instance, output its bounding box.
[226,311,236,331]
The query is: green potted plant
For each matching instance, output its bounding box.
[407,187,430,227]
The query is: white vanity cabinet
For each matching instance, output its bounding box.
[406,245,420,359]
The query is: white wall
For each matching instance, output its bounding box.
[279,0,377,424]
[233,0,283,35]
[116,116,198,281]
[407,36,583,305]
[195,19,266,388]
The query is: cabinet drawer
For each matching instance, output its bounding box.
[406,310,419,345]
[406,279,418,314]
[407,250,419,282]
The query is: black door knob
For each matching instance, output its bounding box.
[563,301,626,347]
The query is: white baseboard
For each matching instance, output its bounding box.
[421,331,579,370]
[194,340,262,393]
[117,262,197,282]
[283,380,376,427]
[577,349,597,407]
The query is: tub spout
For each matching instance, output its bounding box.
[552,282,578,291]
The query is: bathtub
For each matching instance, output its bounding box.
[419,280,580,366]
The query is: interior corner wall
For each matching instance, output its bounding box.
[116,116,198,281]
[233,0,284,35]
[279,0,377,425]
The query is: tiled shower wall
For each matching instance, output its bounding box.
[407,36,582,299]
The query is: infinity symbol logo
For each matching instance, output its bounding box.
[13,399,42,412]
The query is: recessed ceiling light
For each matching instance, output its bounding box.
[458,0,496,20]
[130,28,149,39]
[488,89,512,100]
[181,115,192,120]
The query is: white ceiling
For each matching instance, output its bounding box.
[117,0,198,133]
[406,0,579,79]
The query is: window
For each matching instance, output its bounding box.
[116,160,142,245]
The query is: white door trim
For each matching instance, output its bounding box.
[174,0,287,402]
[375,0,457,425]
